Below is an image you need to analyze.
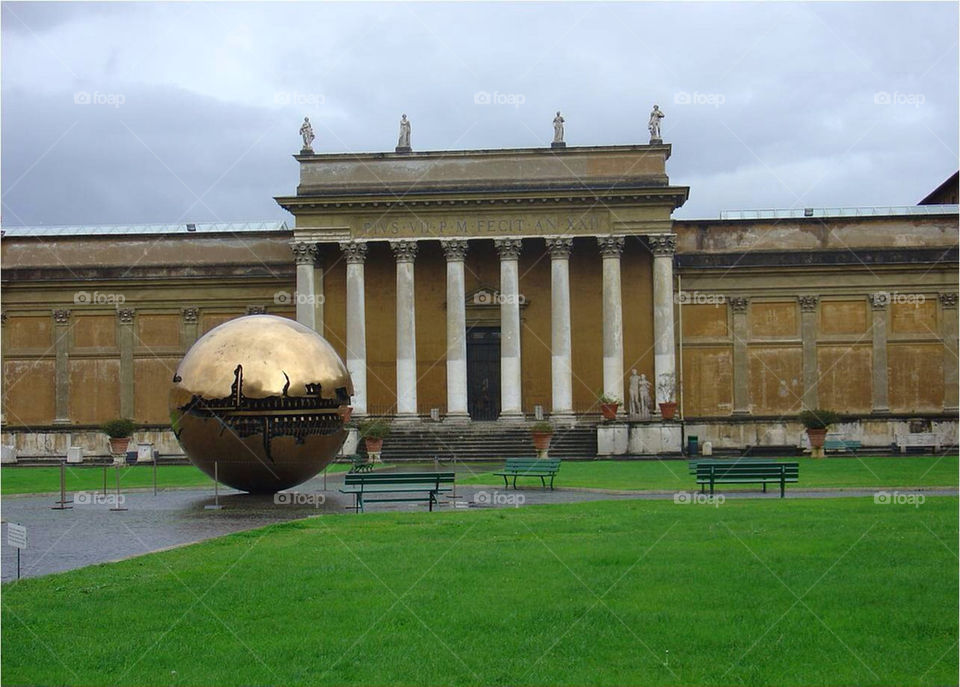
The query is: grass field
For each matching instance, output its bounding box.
[2,497,956,686]
[459,455,959,491]
[0,462,353,496]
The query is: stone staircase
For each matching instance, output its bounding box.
[374,421,598,462]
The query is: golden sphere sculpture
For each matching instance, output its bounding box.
[169,315,353,493]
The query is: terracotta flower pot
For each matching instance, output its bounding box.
[531,431,553,451]
[109,437,130,456]
[340,406,353,423]
[364,437,383,454]
[806,428,827,457]
[600,402,619,420]
[659,402,678,420]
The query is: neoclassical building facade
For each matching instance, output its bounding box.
[1,142,957,458]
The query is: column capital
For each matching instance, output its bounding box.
[441,239,469,262]
[940,292,958,309]
[869,293,890,310]
[182,307,199,323]
[52,309,71,324]
[646,234,676,256]
[494,238,523,260]
[545,236,573,259]
[117,308,136,324]
[798,295,819,312]
[597,235,625,258]
[291,241,318,265]
[390,240,418,263]
[247,305,267,315]
[729,296,749,313]
[339,240,368,264]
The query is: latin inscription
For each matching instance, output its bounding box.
[356,213,608,238]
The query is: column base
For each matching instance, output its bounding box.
[393,413,420,424]
[498,411,526,422]
[872,407,891,415]
[52,418,71,426]
[550,412,577,427]
[443,413,471,424]
[395,146,412,153]
[732,409,751,416]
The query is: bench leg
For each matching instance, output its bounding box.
[540,476,546,491]
[503,476,509,489]
[549,475,555,491]
[513,475,518,490]
[429,492,435,512]
[762,483,767,493]
[780,478,785,498]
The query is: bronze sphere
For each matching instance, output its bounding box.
[169,315,353,493]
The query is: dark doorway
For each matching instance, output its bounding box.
[466,327,501,421]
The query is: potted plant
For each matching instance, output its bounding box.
[657,373,678,420]
[598,393,620,421]
[102,418,136,457]
[530,421,554,453]
[339,405,353,423]
[358,419,390,454]
[799,409,840,458]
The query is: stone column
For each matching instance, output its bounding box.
[291,241,318,331]
[340,241,368,416]
[442,239,470,421]
[118,308,136,419]
[391,240,418,419]
[181,307,199,347]
[869,294,890,414]
[648,234,677,408]
[546,237,574,420]
[598,236,625,409]
[495,238,524,419]
[313,258,325,333]
[52,309,71,424]
[730,296,750,415]
[799,295,819,410]
[0,311,5,424]
[940,293,958,412]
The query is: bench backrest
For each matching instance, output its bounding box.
[343,471,455,486]
[695,462,799,479]
[502,459,561,473]
[688,458,768,473]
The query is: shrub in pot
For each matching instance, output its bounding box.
[530,421,554,452]
[102,418,137,457]
[358,419,391,454]
[598,393,620,421]
[656,373,678,420]
[799,409,840,458]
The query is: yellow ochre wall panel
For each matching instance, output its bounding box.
[817,345,872,413]
[136,314,180,349]
[134,358,181,424]
[749,302,798,338]
[5,316,52,351]
[3,359,55,424]
[73,315,116,349]
[748,346,803,414]
[888,343,944,413]
[820,300,867,336]
[68,358,120,423]
[682,347,733,416]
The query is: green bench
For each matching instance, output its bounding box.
[823,438,861,454]
[494,459,561,490]
[347,454,376,473]
[695,461,799,498]
[340,472,454,513]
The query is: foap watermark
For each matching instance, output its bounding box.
[872,291,926,307]
[473,290,526,306]
[74,91,126,108]
[473,90,526,108]
[474,490,525,507]
[674,491,725,507]
[274,291,325,306]
[874,491,925,508]
[675,291,725,306]
[75,491,126,507]
[274,91,325,107]
[674,90,725,108]
[274,491,326,508]
[74,291,126,306]
[874,91,925,108]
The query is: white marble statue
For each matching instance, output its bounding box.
[299,117,315,150]
[553,111,565,143]
[629,369,653,419]
[639,373,652,419]
[648,105,664,141]
[398,114,411,148]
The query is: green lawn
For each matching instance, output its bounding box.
[459,456,959,491]
[1,462,352,496]
[2,498,956,686]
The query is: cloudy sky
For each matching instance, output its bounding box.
[2,1,957,227]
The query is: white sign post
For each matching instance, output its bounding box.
[8,523,27,580]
